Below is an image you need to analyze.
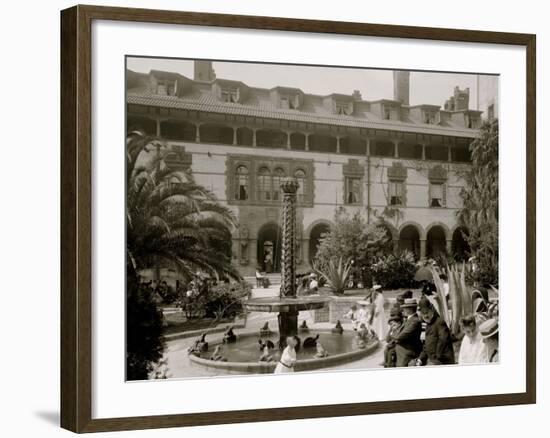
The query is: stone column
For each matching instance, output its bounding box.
[394,140,399,158]
[233,127,238,146]
[393,239,399,253]
[305,134,309,151]
[156,119,161,137]
[447,146,452,162]
[421,144,426,160]
[336,136,341,154]
[278,177,300,349]
[252,129,257,147]
[195,124,201,143]
[446,239,453,254]
[286,132,291,150]
[280,178,298,298]
[420,239,427,259]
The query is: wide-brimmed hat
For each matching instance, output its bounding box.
[357,300,372,306]
[309,273,317,278]
[479,318,499,338]
[418,295,434,312]
[372,284,382,290]
[401,298,418,309]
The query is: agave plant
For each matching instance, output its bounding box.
[313,257,352,295]
[430,266,453,331]
[430,263,498,336]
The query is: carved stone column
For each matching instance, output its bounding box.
[279,177,299,298]
[420,239,427,259]
[276,177,300,349]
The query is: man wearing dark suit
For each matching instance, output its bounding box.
[395,298,423,367]
[416,296,455,365]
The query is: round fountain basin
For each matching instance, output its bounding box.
[245,295,329,313]
[188,329,380,374]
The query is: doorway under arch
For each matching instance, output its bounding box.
[452,227,470,261]
[257,223,281,273]
[399,225,421,258]
[427,225,447,258]
[309,222,331,264]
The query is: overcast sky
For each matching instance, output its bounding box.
[127,57,495,108]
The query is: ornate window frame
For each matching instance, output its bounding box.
[428,164,448,208]
[226,154,314,207]
[387,162,408,207]
[342,158,365,205]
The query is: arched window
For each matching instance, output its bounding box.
[294,169,306,203]
[257,167,271,201]
[272,168,286,201]
[235,165,249,201]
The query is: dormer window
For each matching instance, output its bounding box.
[335,100,353,115]
[424,110,439,124]
[382,103,397,120]
[280,94,300,110]
[221,87,240,103]
[156,79,177,96]
[468,115,481,129]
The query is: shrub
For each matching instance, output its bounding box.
[314,207,389,274]
[126,272,165,381]
[370,251,417,289]
[178,281,251,321]
[203,282,251,320]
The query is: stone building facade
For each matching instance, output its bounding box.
[127,61,481,277]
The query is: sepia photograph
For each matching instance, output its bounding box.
[125,57,500,381]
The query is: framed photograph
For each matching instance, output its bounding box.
[60,5,536,433]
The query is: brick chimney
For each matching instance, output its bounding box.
[194,60,216,82]
[393,71,410,105]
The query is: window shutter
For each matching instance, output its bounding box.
[401,182,407,206]
[387,181,392,205]
[293,94,300,109]
[442,183,447,207]
[428,183,432,207]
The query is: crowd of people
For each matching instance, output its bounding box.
[342,285,499,368]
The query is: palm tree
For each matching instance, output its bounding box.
[126,131,240,380]
[126,131,240,281]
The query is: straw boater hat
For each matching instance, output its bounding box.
[372,284,382,290]
[479,318,499,339]
[357,300,371,306]
[400,298,418,310]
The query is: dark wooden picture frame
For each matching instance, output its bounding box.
[60,4,536,433]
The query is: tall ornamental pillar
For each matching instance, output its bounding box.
[279,177,299,298]
[277,177,299,349]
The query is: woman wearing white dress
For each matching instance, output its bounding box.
[274,336,298,374]
[371,285,388,341]
[458,314,488,364]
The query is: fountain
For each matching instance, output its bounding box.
[246,177,327,349]
[187,178,380,374]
